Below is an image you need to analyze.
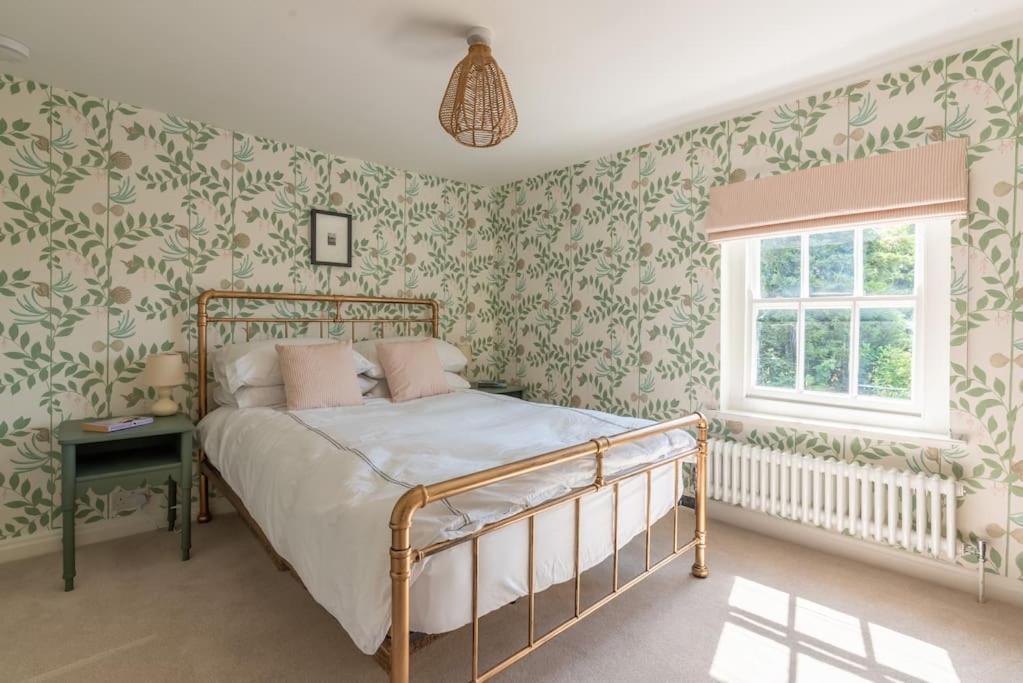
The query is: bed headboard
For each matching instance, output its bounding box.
[195,289,440,420]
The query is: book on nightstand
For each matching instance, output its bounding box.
[81,415,155,433]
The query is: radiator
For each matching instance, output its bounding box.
[706,438,958,561]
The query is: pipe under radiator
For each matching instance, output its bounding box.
[707,438,958,562]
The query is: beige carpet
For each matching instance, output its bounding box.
[2,514,1021,683]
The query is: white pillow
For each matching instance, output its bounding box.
[212,338,374,393]
[213,384,285,408]
[354,337,468,379]
[365,372,468,398]
[213,376,378,408]
[211,383,237,408]
[358,375,379,395]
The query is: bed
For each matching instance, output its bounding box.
[194,290,709,682]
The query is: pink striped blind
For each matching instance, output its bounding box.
[706,139,968,242]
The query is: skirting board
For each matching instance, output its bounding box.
[0,497,236,566]
[709,500,1023,608]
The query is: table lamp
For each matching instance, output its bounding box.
[145,352,186,416]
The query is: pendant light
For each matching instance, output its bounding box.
[438,27,517,148]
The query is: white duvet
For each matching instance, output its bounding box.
[198,390,696,654]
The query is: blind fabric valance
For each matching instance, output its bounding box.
[705,138,968,242]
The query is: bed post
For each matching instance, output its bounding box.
[389,485,428,683]
[196,291,212,524]
[691,412,709,578]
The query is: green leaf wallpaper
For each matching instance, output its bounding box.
[2,32,1022,591]
[487,36,1023,583]
[0,74,498,541]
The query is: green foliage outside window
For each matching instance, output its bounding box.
[760,236,800,298]
[754,225,915,400]
[804,308,851,392]
[809,231,854,296]
[863,225,915,295]
[858,308,913,399]
[756,309,797,387]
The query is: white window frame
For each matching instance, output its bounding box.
[720,219,950,436]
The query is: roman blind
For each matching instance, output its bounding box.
[706,138,968,242]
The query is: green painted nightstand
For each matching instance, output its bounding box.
[472,383,525,400]
[56,414,194,591]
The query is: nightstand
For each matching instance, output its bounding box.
[56,414,194,591]
[472,383,525,400]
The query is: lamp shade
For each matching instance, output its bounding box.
[438,28,517,148]
[145,352,186,387]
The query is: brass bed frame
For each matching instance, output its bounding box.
[195,289,709,683]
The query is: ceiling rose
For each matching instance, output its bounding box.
[0,34,30,62]
[438,26,517,148]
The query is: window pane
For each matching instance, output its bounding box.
[804,308,851,393]
[759,236,801,298]
[859,307,914,399]
[863,225,915,295]
[755,309,797,388]
[809,230,854,296]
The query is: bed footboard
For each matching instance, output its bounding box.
[388,411,709,682]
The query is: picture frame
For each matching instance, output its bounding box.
[310,209,353,267]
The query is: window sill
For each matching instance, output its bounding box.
[710,409,966,449]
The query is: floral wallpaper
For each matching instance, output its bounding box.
[2,32,1022,592]
[488,35,1023,584]
[0,74,495,539]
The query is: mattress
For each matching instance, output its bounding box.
[197,389,696,654]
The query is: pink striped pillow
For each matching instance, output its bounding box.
[376,339,452,402]
[275,342,363,410]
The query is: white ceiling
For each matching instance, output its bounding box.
[1,1,1022,185]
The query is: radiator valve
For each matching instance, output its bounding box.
[963,540,988,603]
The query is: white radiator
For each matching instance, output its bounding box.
[706,438,958,561]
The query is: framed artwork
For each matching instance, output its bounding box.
[310,209,353,267]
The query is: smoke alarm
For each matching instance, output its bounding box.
[0,34,29,62]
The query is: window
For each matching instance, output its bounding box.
[721,220,950,435]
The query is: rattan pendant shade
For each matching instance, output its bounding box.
[439,28,517,147]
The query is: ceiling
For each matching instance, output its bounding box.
[1,1,1022,185]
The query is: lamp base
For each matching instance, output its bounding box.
[151,387,179,416]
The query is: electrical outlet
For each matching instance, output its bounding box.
[111,490,148,514]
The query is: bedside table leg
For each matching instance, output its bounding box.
[180,432,192,561]
[167,474,177,532]
[197,473,211,523]
[61,444,76,591]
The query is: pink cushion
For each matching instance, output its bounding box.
[275,342,363,410]
[376,339,452,402]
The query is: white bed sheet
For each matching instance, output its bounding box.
[197,390,695,654]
